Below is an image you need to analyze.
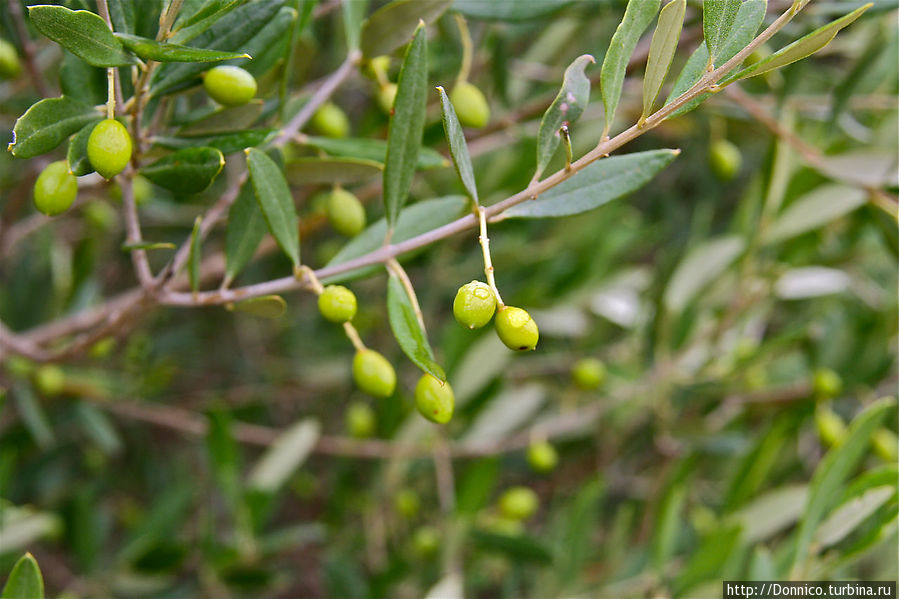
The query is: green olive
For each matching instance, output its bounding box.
[871,427,898,462]
[450,81,490,129]
[709,139,742,181]
[4,355,35,378]
[311,102,350,139]
[345,401,376,438]
[414,374,454,424]
[352,349,396,398]
[572,357,606,390]
[411,526,440,557]
[453,281,496,329]
[203,65,257,106]
[318,285,358,323]
[87,119,132,179]
[363,55,390,80]
[33,161,77,216]
[815,407,847,448]
[376,82,397,114]
[326,188,366,237]
[34,364,65,396]
[0,38,21,79]
[498,486,539,521]
[813,368,842,399]
[394,488,420,518]
[495,306,539,351]
[527,440,558,473]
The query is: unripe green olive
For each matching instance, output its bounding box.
[709,139,741,181]
[34,364,65,396]
[0,38,21,79]
[394,488,420,518]
[376,82,397,114]
[326,188,366,237]
[33,161,77,216]
[414,374,454,424]
[498,486,539,521]
[411,526,440,557]
[572,357,606,390]
[495,306,538,351]
[479,513,524,536]
[4,355,35,378]
[352,349,396,398]
[450,81,490,129]
[87,119,132,179]
[871,427,898,462]
[527,440,558,473]
[813,368,842,399]
[203,65,257,106]
[345,401,376,438]
[318,285,357,323]
[453,281,496,329]
[311,102,350,139]
[815,407,847,448]
[363,55,390,80]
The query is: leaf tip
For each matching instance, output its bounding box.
[241,53,252,59]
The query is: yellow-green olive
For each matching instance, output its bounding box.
[87,119,132,179]
[414,374,454,424]
[33,161,77,216]
[450,81,490,128]
[495,306,539,351]
[203,65,257,106]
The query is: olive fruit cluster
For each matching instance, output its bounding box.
[362,55,397,115]
[453,281,539,351]
[203,65,257,106]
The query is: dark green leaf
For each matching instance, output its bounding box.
[121,241,176,251]
[176,101,264,135]
[703,0,741,64]
[221,6,297,78]
[651,482,686,570]
[535,54,594,178]
[453,0,574,21]
[224,181,267,285]
[188,216,202,293]
[8,96,101,159]
[600,0,660,135]
[383,23,428,230]
[297,136,448,169]
[1,553,44,599]
[115,32,250,63]
[153,129,275,154]
[171,0,248,44]
[246,148,300,269]
[343,0,369,51]
[642,0,686,121]
[387,272,445,381]
[28,5,137,67]
[437,86,478,204]
[232,295,288,318]
[503,149,679,219]
[107,0,136,34]
[360,0,450,58]
[12,383,54,448]
[470,530,553,564]
[67,122,99,176]
[286,157,383,185]
[140,147,225,194]
[60,50,106,106]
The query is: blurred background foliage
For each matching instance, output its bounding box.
[0,0,897,597]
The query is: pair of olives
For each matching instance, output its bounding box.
[453,281,539,351]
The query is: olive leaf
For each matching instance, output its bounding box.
[1,553,44,599]
[761,184,867,245]
[360,0,450,58]
[171,0,248,44]
[600,0,660,136]
[28,5,137,67]
[641,0,686,122]
[342,0,369,51]
[224,180,267,286]
[437,86,479,205]
[386,272,446,382]
[232,295,288,319]
[121,241,176,252]
[67,122,99,176]
[153,129,275,154]
[298,136,448,169]
[222,6,296,79]
[114,33,250,63]
[247,419,319,492]
[246,148,300,269]
[383,22,428,230]
[664,235,745,314]
[177,101,264,136]
[9,96,101,159]
[140,147,225,194]
[107,0,136,35]
[286,158,383,185]
[703,0,741,66]
[454,0,574,21]
[535,54,594,179]
[188,216,203,293]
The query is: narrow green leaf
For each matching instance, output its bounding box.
[67,122,99,176]
[343,0,369,51]
[703,0,741,65]
[140,147,225,194]
[641,0,686,121]
[729,484,809,543]
[232,295,288,318]
[725,4,872,84]
[600,0,660,135]
[504,149,679,219]
[437,86,479,205]
[153,129,275,154]
[298,136,448,169]
[383,23,428,230]
[60,50,107,106]
[1,553,44,599]
[470,530,553,564]
[225,181,267,284]
[107,0,136,34]
[188,216,202,293]
[28,5,137,67]
[651,483,686,570]
[762,184,867,245]
[171,0,248,44]
[8,96,101,159]
[453,0,574,21]
[814,485,896,549]
[673,525,741,595]
[176,101,264,136]
[246,148,300,268]
[221,6,296,79]
[360,0,450,58]
[535,54,594,179]
[286,157,383,185]
[664,235,745,313]
[247,419,320,492]
[386,272,445,381]
[121,241,176,252]
[114,33,249,63]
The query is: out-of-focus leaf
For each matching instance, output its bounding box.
[9,96,101,159]
[723,417,791,511]
[67,121,99,176]
[220,6,296,79]
[247,419,320,492]
[600,0,660,135]
[651,482,686,570]
[1,553,44,599]
[761,184,867,245]
[814,485,896,549]
[703,0,741,65]
[453,0,574,21]
[343,0,369,51]
[224,181,266,285]
[177,102,264,135]
[12,383,54,448]
[504,149,679,219]
[791,397,894,572]
[554,478,605,587]
[450,334,511,407]
[387,272,445,381]
[74,402,122,454]
[286,157,383,185]
[461,384,544,443]
[728,484,808,543]
[0,509,61,555]
[153,129,275,154]
[121,241,176,251]
[470,530,553,564]
[664,235,745,314]
[535,54,594,179]
[232,295,288,318]
[188,216,202,293]
[814,150,899,188]
[246,148,300,269]
[673,525,741,595]
[170,0,248,44]
[437,86,479,204]
[28,5,137,67]
[641,0,686,121]
[360,0,450,58]
[140,147,225,194]
[115,33,249,63]
[383,23,428,229]
[424,573,463,599]
[456,458,499,515]
[724,4,872,84]
[775,267,851,299]
[206,410,241,506]
[297,136,448,169]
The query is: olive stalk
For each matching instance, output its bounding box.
[476,206,503,309]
